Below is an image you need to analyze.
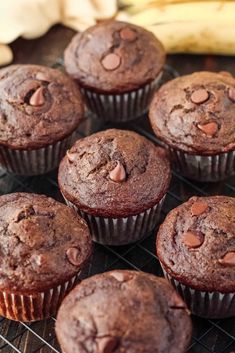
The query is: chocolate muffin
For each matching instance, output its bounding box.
[0,192,92,321]
[157,195,235,318]
[149,71,235,181]
[58,129,171,245]
[56,270,192,353]
[0,64,84,175]
[64,20,165,122]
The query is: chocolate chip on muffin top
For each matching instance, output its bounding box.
[56,270,192,353]
[58,129,171,217]
[0,193,92,294]
[64,21,165,93]
[149,71,235,154]
[157,196,235,292]
[0,65,84,149]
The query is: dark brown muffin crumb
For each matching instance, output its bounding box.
[64,21,165,93]
[58,129,171,217]
[157,196,235,292]
[0,193,92,294]
[56,270,192,353]
[149,71,235,155]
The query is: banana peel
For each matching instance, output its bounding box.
[118,1,235,55]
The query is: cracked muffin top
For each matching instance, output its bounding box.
[149,71,235,155]
[64,20,165,93]
[0,65,84,149]
[58,129,171,217]
[56,270,192,353]
[157,196,235,293]
[0,193,92,294]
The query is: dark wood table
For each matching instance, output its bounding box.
[0,25,234,353]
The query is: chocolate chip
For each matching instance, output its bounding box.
[169,293,187,310]
[29,87,45,106]
[35,72,50,82]
[109,161,126,182]
[101,53,121,71]
[191,89,209,104]
[66,151,76,163]
[66,247,81,266]
[218,251,235,267]
[197,122,218,137]
[110,271,132,282]
[191,200,208,216]
[182,231,204,248]
[97,336,118,353]
[228,87,235,102]
[35,254,46,266]
[120,27,137,42]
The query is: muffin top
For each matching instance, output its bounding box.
[56,270,192,353]
[0,65,84,149]
[58,129,171,217]
[64,21,165,93]
[157,196,235,293]
[149,71,235,155]
[0,193,92,294]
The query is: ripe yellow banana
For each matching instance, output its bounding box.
[118,1,235,55]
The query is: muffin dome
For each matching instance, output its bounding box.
[149,71,235,155]
[0,65,84,149]
[58,129,171,217]
[0,193,92,294]
[64,21,165,93]
[56,270,192,353]
[157,196,235,293]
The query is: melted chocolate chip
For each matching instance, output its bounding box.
[197,122,218,137]
[191,89,209,104]
[29,87,45,106]
[97,336,118,353]
[228,87,235,102]
[182,230,204,248]
[120,27,137,42]
[66,247,81,266]
[191,200,208,216]
[110,271,132,282]
[101,53,121,71]
[218,251,235,266]
[109,161,126,182]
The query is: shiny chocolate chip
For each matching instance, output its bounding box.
[109,161,126,182]
[228,87,235,102]
[29,87,45,106]
[110,271,132,282]
[191,89,209,104]
[97,336,119,353]
[197,122,218,137]
[101,53,121,71]
[182,230,204,248]
[120,27,137,42]
[218,251,235,266]
[191,200,208,216]
[66,247,81,266]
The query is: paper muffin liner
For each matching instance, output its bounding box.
[80,72,162,122]
[166,147,235,182]
[0,272,81,322]
[63,196,165,246]
[0,131,77,176]
[161,268,235,319]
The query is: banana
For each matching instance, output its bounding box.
[118,1,235,55]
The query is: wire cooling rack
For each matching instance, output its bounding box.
[0,63,234,353]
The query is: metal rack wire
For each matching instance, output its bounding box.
[0,63,234,353]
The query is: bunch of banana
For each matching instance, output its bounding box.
[118,0,235,55]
